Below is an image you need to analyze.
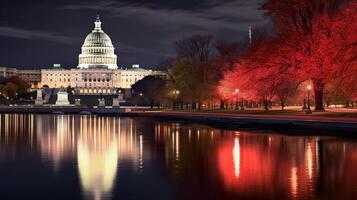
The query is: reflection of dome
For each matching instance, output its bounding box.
[77,139,118,200]
[76,117,141,200]
[78,15,118,69]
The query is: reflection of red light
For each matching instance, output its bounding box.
[217,139,274,192]
[233,138,240,178]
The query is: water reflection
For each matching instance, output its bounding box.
[35,115,141,200]
[0,114,357,200]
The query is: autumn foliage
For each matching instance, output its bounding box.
[219,1,357,110]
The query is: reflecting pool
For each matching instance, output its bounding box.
[0,114,356,200]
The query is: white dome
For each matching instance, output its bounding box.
[78,15,118,69]
[83,32,114,48]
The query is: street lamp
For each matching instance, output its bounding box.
[234,88,239,110]
[306,85,312,114]
[173,90,180,110]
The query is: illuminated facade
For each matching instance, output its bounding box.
[40,15,166,95]
[0,67,41,86]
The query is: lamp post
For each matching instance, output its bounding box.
[302,97,307,110]
[306,85,312,114]
[234,88,239,110]
[138,92,143,107]
[173,90,180,110]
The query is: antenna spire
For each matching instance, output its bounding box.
[96,12,101,21]
[249,25,252,45]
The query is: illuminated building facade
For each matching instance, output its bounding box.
[40,15,167,95]
[0,67,41,86]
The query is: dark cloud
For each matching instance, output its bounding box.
[0,0,268,69]
[0,26,74,44]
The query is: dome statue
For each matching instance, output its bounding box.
[78,14,118,69]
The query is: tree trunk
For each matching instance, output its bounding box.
[263,100,269,111]
[281,99,285,110]
[220,99,224,109]
[345,101,350,107]
[325,100,330,107]
[192,102,196,110]
[198,102,202,110]
[313,80,325,111]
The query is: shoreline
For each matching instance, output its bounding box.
[0,106,357,135]
[122,111,357,136]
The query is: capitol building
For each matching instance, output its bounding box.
[37,15,167,95]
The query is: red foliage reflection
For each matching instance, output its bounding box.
[218,137,275,192]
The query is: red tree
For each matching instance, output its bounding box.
[220,1,356,111]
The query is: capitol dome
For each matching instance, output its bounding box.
[78,15,118,69]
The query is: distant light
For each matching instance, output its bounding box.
[307,85,312,91]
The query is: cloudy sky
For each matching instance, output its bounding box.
[0,0,268,69]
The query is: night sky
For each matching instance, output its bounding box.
[0,0,267,69]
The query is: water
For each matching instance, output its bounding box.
[0,114,356,200]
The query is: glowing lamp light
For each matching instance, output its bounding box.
[307,85,312,91]
[235,88,239,93]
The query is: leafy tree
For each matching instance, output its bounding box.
[220,1,356,112]
[170,57,219,110]
[171,35,231,110]
[260,0,353,110]
[4,82,17,99]
[7,76,30,95]
[131,76,169,109]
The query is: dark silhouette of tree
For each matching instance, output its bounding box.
[131,76,168,109]
[7,76,30,95]
[175,34,213,62]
